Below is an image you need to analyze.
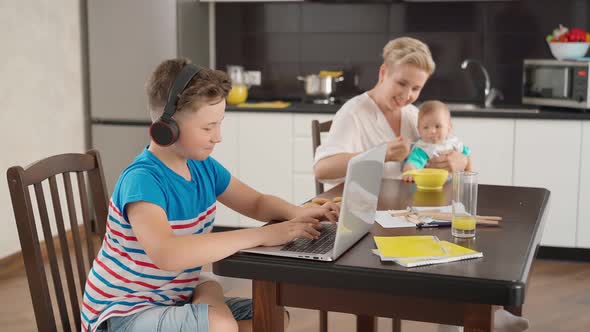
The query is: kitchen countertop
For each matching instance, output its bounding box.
[226,102,590,120]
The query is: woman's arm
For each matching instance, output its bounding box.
[314,136,411,181]
[313,152,359,181]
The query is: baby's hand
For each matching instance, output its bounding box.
[402,174,414,183]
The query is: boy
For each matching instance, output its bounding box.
[402,100,472,182]
[81,58,339,332]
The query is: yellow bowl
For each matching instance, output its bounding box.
[402,168,449,191]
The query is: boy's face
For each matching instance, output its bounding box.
[418,109,452,144]
[377,63,429,112]
[174,99,225,160]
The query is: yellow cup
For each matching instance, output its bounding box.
[227,85,248,105]
[452,215,476,231]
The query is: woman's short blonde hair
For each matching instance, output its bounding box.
[382,37,435,75]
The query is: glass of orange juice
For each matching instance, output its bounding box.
[451,171,478,238]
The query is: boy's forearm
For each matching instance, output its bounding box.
[251,194,299,222]
[156,227,267,271]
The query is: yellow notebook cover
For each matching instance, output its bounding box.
[373,240,483,267]
[373,236,448,259]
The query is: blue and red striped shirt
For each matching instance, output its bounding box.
[81,148,231,331]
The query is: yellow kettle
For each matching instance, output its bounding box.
[227,84,248,105]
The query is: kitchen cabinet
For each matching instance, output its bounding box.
[453,118,515,186]
[210,113,240,227]
[238,113,294,227]
[215,111,590,250]
[293,114,334,203]
[211,112,334,227]
[577,122,590,248]
[514,120,582,247]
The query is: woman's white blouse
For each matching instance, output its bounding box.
[313,92,419,185]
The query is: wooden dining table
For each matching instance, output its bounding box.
[213,179,550,332]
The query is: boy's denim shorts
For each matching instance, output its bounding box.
[98,297,252,332]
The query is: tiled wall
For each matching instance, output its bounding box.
[216,0,589,104]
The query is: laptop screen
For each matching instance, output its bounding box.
[332,144,386,259]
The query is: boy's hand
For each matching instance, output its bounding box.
[260,217,323,247]
[296,201,340,222]
[386,136,411,162]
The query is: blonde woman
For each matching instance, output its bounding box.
[313,37,468,184]
[312,37,529,332]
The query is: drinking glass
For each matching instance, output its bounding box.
[452,171,478,238]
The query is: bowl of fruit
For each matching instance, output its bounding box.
[546,25,590,60]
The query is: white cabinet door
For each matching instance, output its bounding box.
[452,118,515,186]
[293,174,317,205]
[211,113,240,227]
[293,114,334,174]
[578,122,590,248]
[238,113,294,227]
[293,114,334,203]
[514,120,581,247]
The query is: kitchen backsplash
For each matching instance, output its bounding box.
[215,0,589,104]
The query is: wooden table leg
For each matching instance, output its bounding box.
[320,310,328,332]
[464,304,493,332]
[505,305,522,316]
[356,315,377,332]
[392,318,401,332]
[253,280,284,332]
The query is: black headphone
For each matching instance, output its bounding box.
[149,64,201,146]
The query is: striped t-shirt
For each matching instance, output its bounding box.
[81,148,231,332]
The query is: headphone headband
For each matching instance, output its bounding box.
[150,63,201,147]
[161,64,201,121]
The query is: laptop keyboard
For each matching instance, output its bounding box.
[280,223,337,255]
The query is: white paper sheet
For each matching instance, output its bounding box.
[374,211,416,228]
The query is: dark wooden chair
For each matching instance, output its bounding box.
[311,120,402,332]
[6,150,109,332]
[311,119,333,197]
[311,119,332,332]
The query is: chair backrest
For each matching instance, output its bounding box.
[311,119,333,195]
[6,149,109,332]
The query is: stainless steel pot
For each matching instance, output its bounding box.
[297,74,344,98]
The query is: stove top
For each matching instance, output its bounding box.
[301,96,347,105]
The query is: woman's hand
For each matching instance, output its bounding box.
[259,217,323,247]
[427,150,468,172]
[295,201,340,222]
[386,136,411,162]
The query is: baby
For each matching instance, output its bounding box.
[402,100,472,182]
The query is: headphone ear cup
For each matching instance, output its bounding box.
[150,118,180,146]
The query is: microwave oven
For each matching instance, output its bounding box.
[522,59,590,109]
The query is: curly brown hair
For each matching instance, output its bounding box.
[146,58,231,121]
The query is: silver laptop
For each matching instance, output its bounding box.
[240,143,386,261]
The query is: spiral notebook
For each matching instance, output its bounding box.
[373,236,483,268]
